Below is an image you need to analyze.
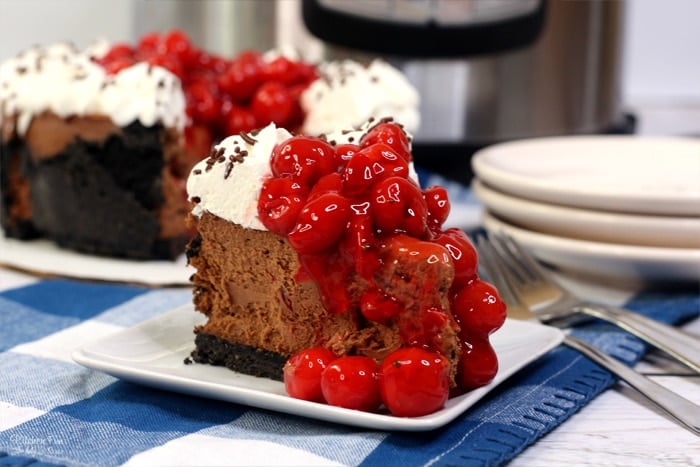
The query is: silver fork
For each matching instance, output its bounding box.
[478,233,700,374]
[476,235,700,436]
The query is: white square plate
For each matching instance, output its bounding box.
[73,305,564,431]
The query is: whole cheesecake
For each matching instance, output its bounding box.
[0,43,189,259]
[0,31,419,260]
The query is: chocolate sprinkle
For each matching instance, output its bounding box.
[205,146,226,172]
[239,131,257,145]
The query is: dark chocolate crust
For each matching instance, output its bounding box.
[191,332,288,381]
[1,121,186,260]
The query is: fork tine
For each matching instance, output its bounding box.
[474,234,511,299]
[494,232,550,284]
[474,233,535,320]
[485,233,537,289]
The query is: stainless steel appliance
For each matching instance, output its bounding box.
[293,0,632,181]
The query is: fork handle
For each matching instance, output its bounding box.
[563,335,700,436]
[575,304,700,374]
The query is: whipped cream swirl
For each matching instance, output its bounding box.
[301,59,420,136]
[0,42,186,135]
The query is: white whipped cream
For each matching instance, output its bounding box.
[0,43,186,135]
[187,123,294,230]
[187,121,420,231]
[300,59,420,136]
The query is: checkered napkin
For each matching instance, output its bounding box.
[1,276,698,467]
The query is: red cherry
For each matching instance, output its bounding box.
[137,32,161,54]
[378,347,450,417]
[202,53,228,73]
[270,136,337,187]
[251,81,294,126]
[223,104,258,135]
[258,177,308,236]
[260,56,301,86]
[433,228,478,289]
[451,279,507,339]
[341,144,409,197]
[217,51,263,101]
[146,54,184,79]
[360,122,412,162]
[159,29,194,64]
[295,61,319,85]
[101,57,135,75]
[342,211,380,281]
[423,186,451,232]
[360,288,402,324]
[457,335,498,390]
[334,143,361,169]
[185,81,219,123]
[321,356,381,412]
[371,177,428,237]
[288,192,352,254]
[101,43,134,63]
[284,347,336,402]
[307,172,343,201]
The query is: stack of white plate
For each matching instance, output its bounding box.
[471,135,700,284]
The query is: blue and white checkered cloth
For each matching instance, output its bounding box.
[1,270,698,467]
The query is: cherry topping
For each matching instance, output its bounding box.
[360,288,402,324]
[222,104,258,135]
[251,81,295,127]
[288,192,352,254]
[260,121,504,411]
[258,178,308,236]
[378,347,450,417]
[321,356,381,412]
[457,335,498,390]
[371,177,428,237]
[270,136,337,187]
[283,347,336,402]
[216,50,263,101]
[423,186,451,233]
[451,279,507,339]
[334,143,361,169]
[97,30,320,155]
[434,228,479,289]
[341,144,408,197]
[361,121,412,162]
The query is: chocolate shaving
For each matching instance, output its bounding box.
[239,131,257,145]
